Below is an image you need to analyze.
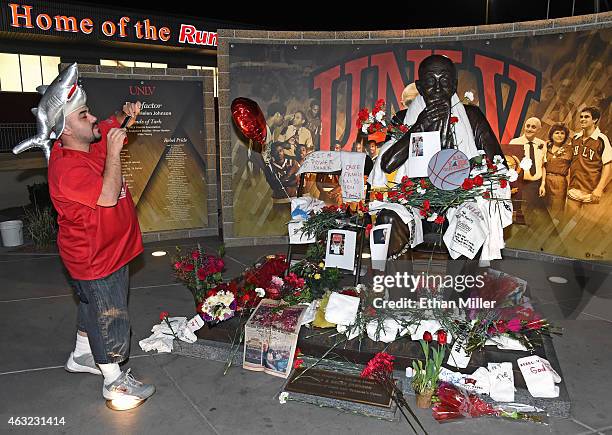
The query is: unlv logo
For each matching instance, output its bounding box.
[129,86,156,96]
[312,48,541,150]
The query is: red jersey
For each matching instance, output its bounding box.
[48,116,143,280]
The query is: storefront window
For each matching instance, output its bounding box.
[0,53,60,92]
[100,60,167,68]
[0,53,21,92]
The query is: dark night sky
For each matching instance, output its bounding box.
[74,0,610,31]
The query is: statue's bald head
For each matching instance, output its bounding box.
[416,54,458,105]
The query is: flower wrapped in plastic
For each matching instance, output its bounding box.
[433,382,548,425]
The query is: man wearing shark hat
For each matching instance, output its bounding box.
[15,64,155,403]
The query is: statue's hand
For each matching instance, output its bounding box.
[413,98,450,131]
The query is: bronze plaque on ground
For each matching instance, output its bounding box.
[285,368,393,408]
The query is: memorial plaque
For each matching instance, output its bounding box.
[285,368,393,408]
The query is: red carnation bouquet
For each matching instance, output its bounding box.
[361,352,426,434]
[356,99,410,141]
[433,382,548,424]
[174,244,225,303]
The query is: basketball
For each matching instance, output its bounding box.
[427,149,471,190]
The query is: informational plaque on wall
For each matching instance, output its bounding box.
[81,78,207,232]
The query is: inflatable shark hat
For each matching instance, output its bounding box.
[12,63,87,162]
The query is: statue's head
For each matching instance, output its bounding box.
[415,55,457,105]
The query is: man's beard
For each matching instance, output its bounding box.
[91,123,102,142]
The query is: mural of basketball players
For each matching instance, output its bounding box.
[567,107,611,215]
[293,144,307,168]
[368,140,379,160]
[539,123,572,217]
[352,140,365,153]
[306,100,321,149]
[510,117,547,222]
[269,142,298,199]
[266,102,287,144]
[279,110,313,156]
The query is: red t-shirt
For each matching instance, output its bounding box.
[48,116,143,280]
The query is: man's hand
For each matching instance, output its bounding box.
[107,128,127,156]
[592,187,603,203]
[122,101,142,127]
[539,184,546,197]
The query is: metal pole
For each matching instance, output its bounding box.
[546,0,550,19]
[485,0,490,25]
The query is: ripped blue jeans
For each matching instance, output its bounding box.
[69,265,131,365]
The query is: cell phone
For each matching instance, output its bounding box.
[120,115,132,129]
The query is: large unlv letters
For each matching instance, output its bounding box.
[313,49,540,150]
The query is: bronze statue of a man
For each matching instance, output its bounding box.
[373,54,505,258]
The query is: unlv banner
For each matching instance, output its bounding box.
[229,29,611,260]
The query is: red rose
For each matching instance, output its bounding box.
[462,178,474,190]
[375,192,384,201]
[473,175,484,187]
[399,124,409,133]
[495,320,508,334]
[423,331,433,342]
[191,251,200,260]
[450,116,459,124]
[206,289,217,298]
[159,311,169,321]
[507,318,521,332]
[266,287,281,300]
[183,263,194,272]
[434,215,445,225]
[401,176,409,183]
[197,268,207,281]
[483,191,491,199]
[365,224,373,235]
[420,209,428,217]
[419,179,428,189]
[423,199,431,210]
[293,358,304,369]
[173,262,182,270]
[436,329,448,345]
[500,179,508,188]
[388,191,398,199]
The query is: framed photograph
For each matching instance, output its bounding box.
[325,229,357,270]
[370,224,391,271]
[408,131,442,178]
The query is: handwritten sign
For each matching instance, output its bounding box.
[339,152,366,201]
[296,151,341,175]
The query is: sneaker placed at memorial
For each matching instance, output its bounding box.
[102,369,156,401]
[65,352,102,375]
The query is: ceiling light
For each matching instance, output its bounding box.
[548,276,568,284]
[151,251,167,257]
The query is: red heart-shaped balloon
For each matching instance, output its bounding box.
[231,97,267,145]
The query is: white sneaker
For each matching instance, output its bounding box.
[65,352,102,375]
[102,369,156,401]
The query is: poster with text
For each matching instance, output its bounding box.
[229,28,612,260]
[81,78,208,232]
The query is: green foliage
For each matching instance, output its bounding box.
[299,208,345,241]
[23,206,57,249]
[411,339,446,394]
